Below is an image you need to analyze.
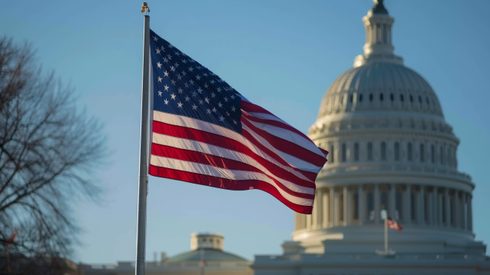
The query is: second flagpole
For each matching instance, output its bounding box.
[136,2,150,275]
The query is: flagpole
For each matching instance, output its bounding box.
[384,216,388,254]
[136,2,150,275]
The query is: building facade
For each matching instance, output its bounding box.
[253,1,490,274]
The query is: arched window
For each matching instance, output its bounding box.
[341,143,347,162]
[381,142,387,161]
[367,142,373,161]
[420,143,425,162]
[407,142,413,161]
[354,142,359,161]
[394,142,400,161]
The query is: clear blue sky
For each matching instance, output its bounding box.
[1,0,489,264]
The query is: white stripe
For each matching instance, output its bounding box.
[150,155,313,206]
[241,123,320,172]
[152,133,315,194]
[244,114,325,158]
[153,111,320,175]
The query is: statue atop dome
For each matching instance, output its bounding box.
[372,0,389,15]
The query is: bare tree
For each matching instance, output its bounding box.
[0,37,105,268]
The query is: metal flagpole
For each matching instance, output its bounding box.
[135,2,150,275]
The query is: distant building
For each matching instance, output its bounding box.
[79,233,252,275]
[253,1,490,274]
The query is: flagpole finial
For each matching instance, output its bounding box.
[141,2,150,15]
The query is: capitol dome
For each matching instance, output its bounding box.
[290,0,486,257]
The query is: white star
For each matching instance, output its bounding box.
[199,99,204,105]
[219,116,225,122]
[178,88,183,94]
[197,87,203,93]
[230,95,235,99]
[190,80,194,85]
[158,91,163,96]
[164,71,169,77]
[204,83,209,88]
[170,66,176,72]
[217,88,221,92]
[211,92,216,98]
[185,96,190,101]
[188,67,194,72]
[177,102,183,108]
[171,79,176,85]
[163,57,169,63]
[171,93,176,100]
[160,45,165,51]
[233,120,237,125]
[158,76,163,82]
[196,75,201,80]
[167,54,172,60]
[224,97,228,102]
[218,102,222,108]
[164,85,169,91]
[231,106,236,112]
[206,108,211,114]
[192,104,198,110]
[192,91,198,97]
[164,99,169,105]
[204,97,210,104]
[212,107,217,113]
[157,62,162,69]
[153,36,158,41]
[156,48,161,54]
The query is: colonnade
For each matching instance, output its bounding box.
[296,184,472,232]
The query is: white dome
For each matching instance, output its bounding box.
[317,62,443,118]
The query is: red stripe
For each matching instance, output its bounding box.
[241,118,326,167]
[242,111,314,145]
[149,165,313,214]
[241,100,274,115]
[152,120,316,188]
[151,143,314,198]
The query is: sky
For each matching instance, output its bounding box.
[1,0,489,264]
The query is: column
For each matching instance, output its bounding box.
[417,186,425,225]
[322,190,329,228]
[403,184,411,224]
[430,187,437,226]
[455,191,461,229]
[329,188,335,227]
[388,184,396,218]
[374,184,381,224]
[468,194,473,231]
[295,214,304,230]
[343,186,349,226]
[358,185,366,225]
[312,189,322,229]
[306,212,312,230]
[444,188,451,227]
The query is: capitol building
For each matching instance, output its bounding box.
[253,0,490,274]
[80,1,490,274]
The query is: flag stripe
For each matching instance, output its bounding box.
[153,111,319,180]
[242,118,326,166]
[152,133,316,192]
[149,165,313,214]
[149,156,314,205]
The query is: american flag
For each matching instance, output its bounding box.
[148,29,328,214]
[387,218,403,231]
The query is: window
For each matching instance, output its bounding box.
[390,93,394,102]
[367,190,374,222]
[420,143,425,162]
[394,142,400,161]
[354,142,359,161]
[339,194,344,222]
[381,142,387,161]
[407,142,413,161]
[341,143,347,162]
[359,94,363,102]
[367,142,373,161]
[410,95,414,103]
[369,93,374,102]
[379,93,384,101]
[330,144,335,163]
[396,190,403,220]
[424,190,430,223]
[400,94,404,102]
[440,145,445,165]
[349,94,353,104]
